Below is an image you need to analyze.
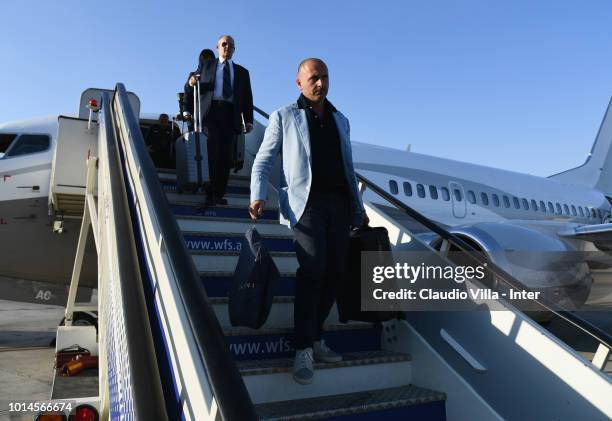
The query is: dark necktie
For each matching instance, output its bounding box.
[223,61,232,99]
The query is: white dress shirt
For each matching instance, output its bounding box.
[214,58,234,102]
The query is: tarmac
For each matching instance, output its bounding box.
[0,300,63,421]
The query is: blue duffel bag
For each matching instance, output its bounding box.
[229,227,279,329]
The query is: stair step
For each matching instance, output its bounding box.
[185,232,294,253]
[201,273,297,297]
[255,384,446,420]
[224,324,380,361]
[170,203,278,221]
[241,351,412,404]
[160,179,249,195]
[177,213,278,224]
[159,171,250,185]
[177,219,292,236]
[212,298,341,329]
[192,254,298,273]
[240,350,411,376]
[167,194,275,209]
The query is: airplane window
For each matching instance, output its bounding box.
[555,203,562,214]
[571,205,577,216]
[5,134,50,158]
[578,207,584,217]
[531,200,538,211]
[503,196,510,208]
[513,197,520,209]
[562,204,569,215]
[441,187,450,201]
[0,133,18,156]
[598,209,603,219]
[481,193,489,206]
[591,208,597,219]
[492,194,500,207]
[453,188,463,202]
[403,182,412,196]
[467,190,476,204]
[539,201,546,212]
[548,202,554,213]
[429,186,438,200]
[417,184,426,198]
[389,180,399,195]
[522,198,529,210]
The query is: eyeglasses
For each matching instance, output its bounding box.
[221,41,234,48]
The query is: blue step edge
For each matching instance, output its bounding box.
[161,180,249,195]
[324,400,446,421]
[186,235,294,254]
[225,326,381,361]
[171,203,277,220]
[202,275,296,297]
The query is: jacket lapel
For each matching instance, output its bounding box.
[333,112,350,157]
[291,105,312,163]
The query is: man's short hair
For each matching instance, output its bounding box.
[217,34,235,46]
[297,58,327,74]
[159,113,169,119]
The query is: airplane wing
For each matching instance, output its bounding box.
[559,223,612,247]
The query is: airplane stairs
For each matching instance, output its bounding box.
[89,83,612,420]
[158,171,447,420]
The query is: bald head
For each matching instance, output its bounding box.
[297,58,327,75]
[296,58,329,106]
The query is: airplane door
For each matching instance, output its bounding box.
[449,181,467,218]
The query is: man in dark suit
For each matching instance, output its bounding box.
[190,35,254,206]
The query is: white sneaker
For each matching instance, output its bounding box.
[293,348,314,385]
[313,339,342,363]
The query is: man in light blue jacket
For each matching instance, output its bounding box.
[249,58,368,385]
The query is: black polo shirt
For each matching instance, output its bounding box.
[297,95,349,196]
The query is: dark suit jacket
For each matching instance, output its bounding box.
[196,59,254,134]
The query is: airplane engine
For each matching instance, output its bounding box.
[432,222,593,309]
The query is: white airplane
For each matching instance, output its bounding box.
[1,89,611,309]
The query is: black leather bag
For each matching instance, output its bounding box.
[229,227,279,329]
[337,226,398,323]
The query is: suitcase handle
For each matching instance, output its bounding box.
[193,80,203,133]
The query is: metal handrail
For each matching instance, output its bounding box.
[99,92,168,419]
[254,106,269,120]
[111,84,257,420]
[356,172,612,353]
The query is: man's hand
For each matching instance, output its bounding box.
[362,212,370,227]
[245,122,254,133]
[188,74,200,87]
[249,200,265,220]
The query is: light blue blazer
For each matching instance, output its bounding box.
[250,102,365,228]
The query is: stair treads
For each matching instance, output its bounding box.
[238,351,411,376]
[192,254,298,273]
[170,203,278,221]
[255,384,446,420]
[177,219,292,236]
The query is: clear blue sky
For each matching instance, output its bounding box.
[1,1,612,176]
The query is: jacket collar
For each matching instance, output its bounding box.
[296,94,336,113]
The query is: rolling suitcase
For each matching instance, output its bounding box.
[337,226,398,323]
[175,82,209,193]
[229,227,279,329]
